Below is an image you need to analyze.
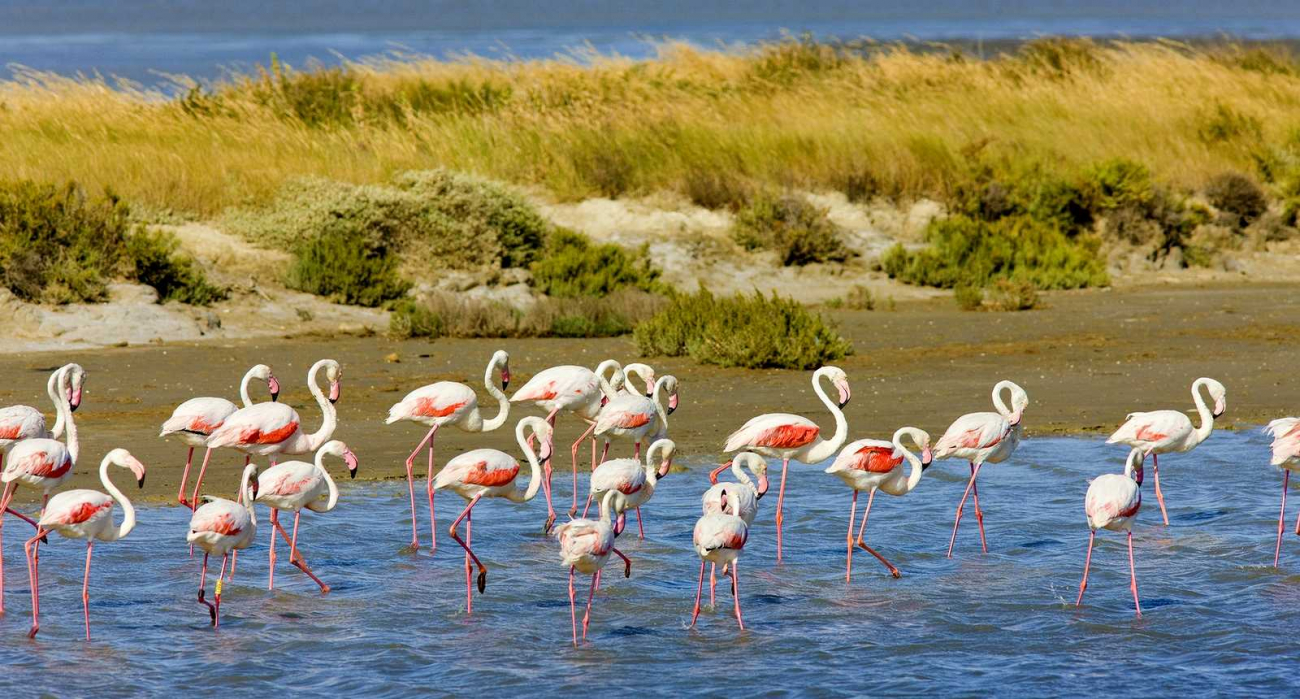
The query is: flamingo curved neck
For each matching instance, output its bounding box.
[731,460,756,491]
[892,428,926,493]
[59,375,79,466]
[803,370,847,463]
[317,448,340,512]
[1190,379,1215,445]
[510,419,545,503]
[1124,449,1144,485]
[238,466,258,527]
[47,367,66,438]
[595,360,622,399]
[651,378,671,435]
[100,455,135,541]
[238,366,259,408]
[481,355,510,432]
[991,381,1014,419]
[598,490,616,525]
[303,361,337,452]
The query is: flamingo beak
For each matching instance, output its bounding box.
[1213,397,1226,418]
[1009,410,1022,427]
[501,369,510,392]
[328,381,340,404]
[756,474,770,499]
[600,395,609,407]
[922,447,934,470]
[250,478,260,500]
[668,393,679,414]
[657,458,672,479]
[69,388,82,412]
[268,375,281,402]
[345,450,359,478]
[836,381,851,408]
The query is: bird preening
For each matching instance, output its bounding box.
[0,351,1247,641]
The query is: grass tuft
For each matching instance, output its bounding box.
[732,194,852,266]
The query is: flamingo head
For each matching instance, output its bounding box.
[109,448,147,488]
[250,365,280,402]
[65,363,86,412]
[534,422,554,464]
[324,361,342,404]
[625,363,656,397]
[654,439,677,479]
[826,367,851,408]
[736,452,770,498]
[343,448,359,479]
[1128,448,1145,486]
[1205,378,1227,418]
[660,375,680,415]
[494,350,511,391]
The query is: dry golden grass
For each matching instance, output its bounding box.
[1,39,1297,217]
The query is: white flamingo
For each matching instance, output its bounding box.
[1076,448,1145,617]
[187,463,259,629]
[555,489,629,645]
[690,486,749,631]
[1265,417,1300,566]
[583,438,676,539]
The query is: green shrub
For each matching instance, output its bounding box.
[1080,158,1155,213]
[0,180,224,305]
[390,290,661,339]
[986,279,1040,311]
[732,194,852,266]
[285,220,410,306]
[529,228,662,298]
[843,284,876,310]
[881,215,1108,290]
[954,284,984,310]
[634,289,853,369]
[1205,172,1267,226]
[125,228,227,305]
[393,169,549,268]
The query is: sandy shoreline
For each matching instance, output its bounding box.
[0,282,1294,505]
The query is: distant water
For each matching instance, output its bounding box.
[3,1,1300,86]
[4,430,1300,694]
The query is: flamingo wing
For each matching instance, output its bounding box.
[1084,474,1141,529]
[258,460,320,498]
[1107,409,1191,450]
[511,366,598,407]
[386,382,476,423]
[436,449,518,489]
[2,439,72,482]
[556,519,612,558]
[723,413,820,453]
[189,499,249,537]
[40,490,113,528]
[160,396,238,437]
[590,459,644,496]
[828,439,901,474]
[207,402,300,448]
[594,395,655,433]
[693,514,748,553]
[1267,417,1300,466]
[0,405,45,443]
[935,412,1009,455]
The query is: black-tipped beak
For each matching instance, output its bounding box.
[271,391,280,403]
[349,467,357,479]
[922,459,933,472]
[502,379,510,391]
[1213,409,1224,419]
[137,475,146,488]
[645,391,653,398]
[70,403,79,413]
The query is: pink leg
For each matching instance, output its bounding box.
[570,420,597,517]
[1152,454,1169,526]
[730,560,744,631]
[568,566,578,645]
[268,509,279,590]
[81,541,94,641]
[282,511,329,594]
[690,559,705,628]
[215,554,229,629]
[0,482,13,615]
[855,490,900,578]
[449,495,485,614]
[709,563,716,606]
[1076,530,1095,606]
[774,458,790,563]
[464,509,474,613]
[404,424,438,551]
[634,441,642,461]
[635,507,645,540]
[947,463,983,558]
[177,446,195,507]
[581,492,594,518]
[612,547,632,578]
[1278,470,1290,567]
[969,462,988,554]
[582,569,600,640]
[197,552,216,625]
[426,439,438,553]
[1128,530,1142,617]
[600,441,610,464]
[24,527,48,638]
[188,448,220,511]
[845,490,858,582]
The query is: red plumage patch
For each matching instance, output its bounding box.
[755,424,819,449]
[56,500,112,525]
[241,421,298,445]
[610,412,651,429]
[0,425,21,440]
[413,398,467,418]
[186,417,223,435]
[1135,426,1168,443]
[852,446,902,473]
[464,460,519,487]
[515,382,558,402]
[26,452,72,479]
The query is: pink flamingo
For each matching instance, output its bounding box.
[24,448,145,639]
[722,366,850,562]
[702,452,768,605]
[385,350,510,552]
[0,365,79,614]
[1265,417,1300,566]
[1077,448,1144,617]
[432,416,551,614]
[594,375,678,461]
[0,363,83,453]
[509,359,623,528]
[555,490,630,645]
[583,438,676,539]
[1106,377,1226,526]
[934,380,1028,557]
[690,486,749,631]
[160,363,278,508]
[825,427,932,581]
[255,440,358,593]
[187,463,259,628]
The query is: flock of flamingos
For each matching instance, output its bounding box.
[1,351,1297,645]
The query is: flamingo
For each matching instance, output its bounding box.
[690,485,749,631]
[583,438,677,539]
[255,440,358,593]
[160,363,279,508]
[825,427,933,581]
[1264,417,1300,566]
[702,452,768,604]
[618,363,656,397]
[594,375,679,462]
[24,448,145,639]
[385,349,509,552]
[510,359,622,527]
[0,365,79,614]
[555,489,630,645]
[1106,377,1226,526]
[187,463,259,628]
[722,365,850,562]
[934,380,1029,557]
[1076,448,1145,617]
[432,416,551,614]
[0,362,83,453]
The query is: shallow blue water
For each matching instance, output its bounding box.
[3,428,1300,695]
[4,1,1300,86]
